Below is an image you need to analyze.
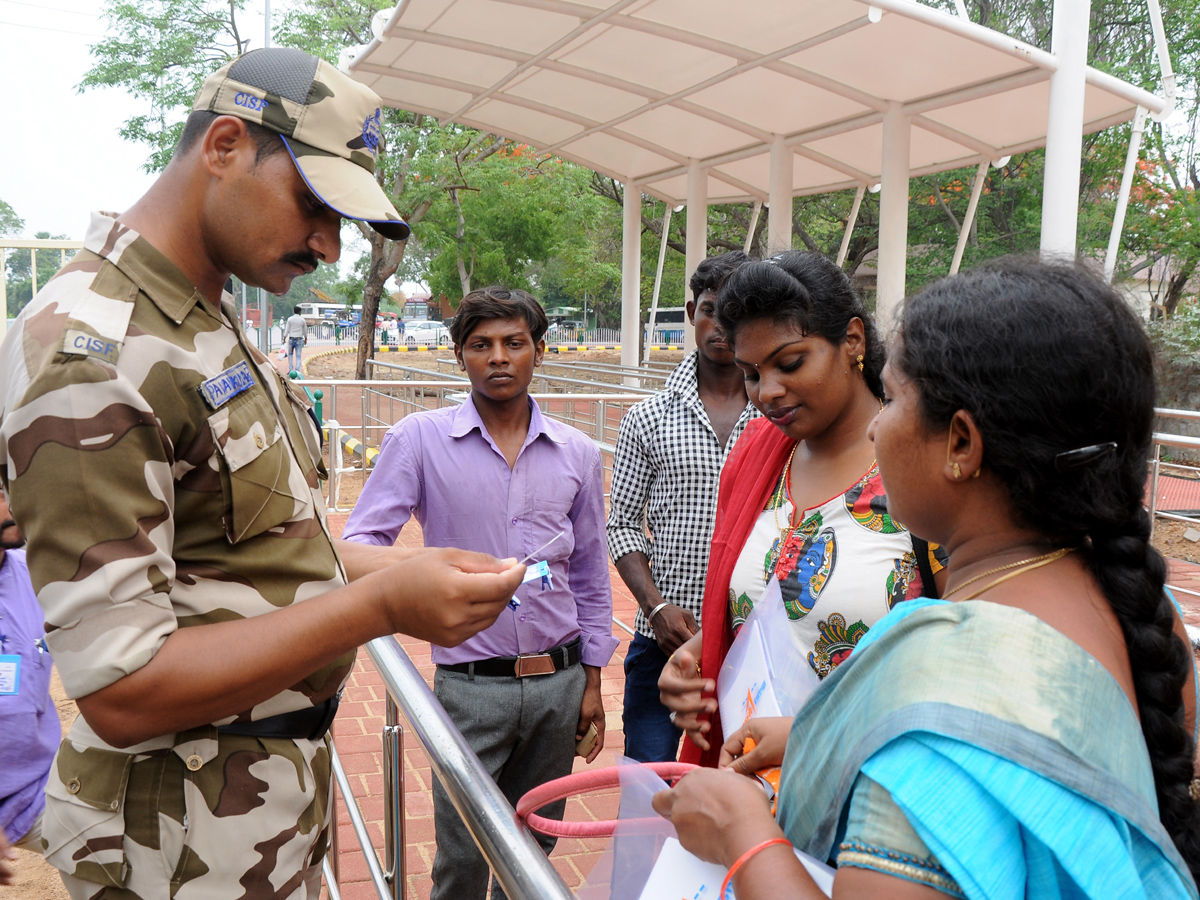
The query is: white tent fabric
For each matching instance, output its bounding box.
[343,0,1166,206]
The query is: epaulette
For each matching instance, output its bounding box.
[58,268,137,366]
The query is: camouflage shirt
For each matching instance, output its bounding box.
[0,213,353,892]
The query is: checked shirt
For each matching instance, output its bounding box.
[606,351,758,640]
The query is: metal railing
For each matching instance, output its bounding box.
[1148,408,1200,599]
[322,637,574,900]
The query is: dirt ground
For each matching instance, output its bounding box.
[1154,519,1200,565]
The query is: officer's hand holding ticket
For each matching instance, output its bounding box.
[375,548,525,647]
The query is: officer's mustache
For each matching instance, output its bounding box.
[281,252,320,273]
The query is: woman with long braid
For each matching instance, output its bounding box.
[653,258,1200,898]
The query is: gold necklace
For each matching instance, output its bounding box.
[943,547,1076,601]
[772,443,801,538]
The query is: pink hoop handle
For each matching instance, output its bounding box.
[516,762,697,837]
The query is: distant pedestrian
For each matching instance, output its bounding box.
[284,304,308,372]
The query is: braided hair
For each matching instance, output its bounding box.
[895,257,1200,877]
[714,250,885,400]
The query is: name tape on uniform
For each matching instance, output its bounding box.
[200,360,256,409]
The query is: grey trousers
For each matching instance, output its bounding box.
[430,663,586,900]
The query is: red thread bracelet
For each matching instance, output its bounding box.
[719,837,792,899]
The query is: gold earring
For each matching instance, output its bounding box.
[856,354,864,373]
[972,468,981,479]
[952,462,962,479]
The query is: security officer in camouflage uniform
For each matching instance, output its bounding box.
[0,47,524,900]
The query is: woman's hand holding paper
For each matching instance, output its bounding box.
[720,716,793,773]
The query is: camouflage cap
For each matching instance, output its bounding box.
[193,47,410,240]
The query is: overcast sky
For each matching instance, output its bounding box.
[0,0,269,239]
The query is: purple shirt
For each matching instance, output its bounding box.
[342,395,618,668]
[0,549,61,842]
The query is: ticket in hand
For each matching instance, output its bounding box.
[509,560,551,608]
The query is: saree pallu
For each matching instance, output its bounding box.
[776,598,1198,900]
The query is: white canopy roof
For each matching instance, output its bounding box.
[343,0,1167,205]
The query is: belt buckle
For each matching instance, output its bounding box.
[514,653,555,677]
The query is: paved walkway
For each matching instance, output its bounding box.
[325,513,640,900]
[1167,558,1200,626]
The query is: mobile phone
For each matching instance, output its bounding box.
[576,721,599,758]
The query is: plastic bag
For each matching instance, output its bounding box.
[576,758,833,899]
[717,577,820,738]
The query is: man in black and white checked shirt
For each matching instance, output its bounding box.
[608,251,758,762]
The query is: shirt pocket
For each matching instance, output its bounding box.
[41,742,134,888]
[208,390,301,544]
[278,374,326,483]
[527,493,575,560]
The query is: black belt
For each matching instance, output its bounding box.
[438,638,581,678]
[217,692,341,741]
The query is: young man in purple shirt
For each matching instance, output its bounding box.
[342,286,616,900]
[0,495,59,884]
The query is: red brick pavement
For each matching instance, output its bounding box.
[1167,558,1200,627]
[324,513,639,900]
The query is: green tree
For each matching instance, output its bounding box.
[5,234,75,317]
[81,0,252,174]
[0,200,24,237]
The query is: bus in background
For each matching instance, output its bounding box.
[645,306,686,344]
[297,301,362,321]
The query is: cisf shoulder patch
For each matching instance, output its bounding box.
[62,329,121,364]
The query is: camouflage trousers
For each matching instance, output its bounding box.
[44,731,331,900]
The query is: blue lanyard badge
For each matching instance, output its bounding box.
[0,654,20,695]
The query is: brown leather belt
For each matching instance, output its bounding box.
[437,638,581,678]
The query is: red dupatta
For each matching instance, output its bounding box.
[680,418,796,768]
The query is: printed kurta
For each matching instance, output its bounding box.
[728,462,945,679]
[0,212,352,898]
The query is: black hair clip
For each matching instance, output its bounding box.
[1054,442,1118,473]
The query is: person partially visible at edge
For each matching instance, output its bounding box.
[658,251,947,768]
[654,258,1200,899]
[341,286,616,900]
[0,496,59,886]
[607,250,758,763]
[0,47,524,900]
[284,303,308,372]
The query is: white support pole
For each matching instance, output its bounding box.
[1105,106,1149,283]
[620,182,642,379]
[1040,0,1092,259]
[949,161,989,275]
[30,249,36,300]
[646,207,673,362]
[744,201,762,254]
[684,159,707,353]
[836,185,866,267]
[876,102,911,334]
[1147,0,1176,121]
[767,135,792,254]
